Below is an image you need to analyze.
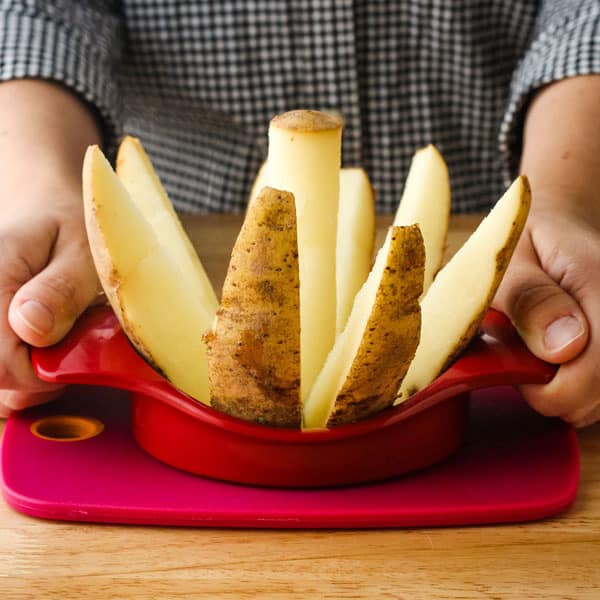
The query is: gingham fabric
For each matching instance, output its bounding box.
[1,1,599,213]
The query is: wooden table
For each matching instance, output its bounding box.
[1,214,600,599]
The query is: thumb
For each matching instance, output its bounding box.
[8,240,100,347]
[493,255,588,365]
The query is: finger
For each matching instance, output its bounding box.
[0,221,71,394]
[518,268,600,419]
[517,339,600,419]
[0,387,65,415]
[493,239,588,365]
[571,402,600,429]
[511,260,600,420]
[8,233,99,347]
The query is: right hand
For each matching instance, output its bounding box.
[0,79,104,417]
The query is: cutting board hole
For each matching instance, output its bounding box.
[30,416,104,442]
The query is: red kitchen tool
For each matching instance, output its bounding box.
[22,306,558,488]
[0,384,579,528]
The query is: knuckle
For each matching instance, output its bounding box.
[0,233,33,286]
[0,355,11,390]
[542,230,600,296]
[561,255,600,299]
[566,399,600,428]
[39,273,80,315]
[509,282,566,323]
[0,345,35,395]
[527,357,600,422]
[525,393,564,419]
[0,390,22,412]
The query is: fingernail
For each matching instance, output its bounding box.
[544,315,584,353]
[16,300,55,336]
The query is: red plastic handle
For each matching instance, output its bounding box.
[31,306,556,433]
[392,309,556,420]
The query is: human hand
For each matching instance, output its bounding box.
[494,74,600,427]
[0,79,103,417]
[0,189,103,417]
[493,203,600,427]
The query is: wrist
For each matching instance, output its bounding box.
[523,187,600,233]
[520,75,600,226]
[0,79,102,187]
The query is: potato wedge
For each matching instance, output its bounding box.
[82,146,214,403]
[204,187,301,427]
[393,145,450,294]
[266,110,342,402]
[396,175,531,403]
[251,162,375,337]
[247,160,267,211]
[116,136,219,314]
[304,225,424,429]
[336,168,376,335]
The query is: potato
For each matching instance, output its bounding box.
[336,168,376,335]
[82,146,215,403]
[266,110,342,403]
[396,175,531,403]
[247,160,267,211]
[250,163,376,337]
[204,187,302,427]
[81,123,531,431]
[303,225,424,429]
[116,136,218,314]
[393,145,450,295]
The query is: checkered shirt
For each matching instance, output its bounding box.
[1,1,599,213]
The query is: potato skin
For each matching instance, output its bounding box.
[327,225,424,427]
[204,187,301,427]
[270,109,342,133]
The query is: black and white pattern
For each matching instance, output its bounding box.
[1,0,599,213]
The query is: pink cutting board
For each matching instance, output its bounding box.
[0,384,579,528]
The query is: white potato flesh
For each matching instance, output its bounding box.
[247,160,267,210]
[266,110,342,402]
[396,176,531,402]
[336,167,375,335]
[116,136,219,314]
[83,146,213,404]
[304,233,393,429]
[252,163,374,339]
[393,144,450,293]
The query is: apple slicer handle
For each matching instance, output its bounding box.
[394,310,558,421]
[443,309,557,392]
[31,306,557,418]
[30,306,165,394]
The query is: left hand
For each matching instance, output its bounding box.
[493,200,600,427]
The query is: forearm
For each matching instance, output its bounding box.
[520,75,600,221]
[0,79,102,201]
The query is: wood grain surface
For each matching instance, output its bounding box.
[1,214,599,599]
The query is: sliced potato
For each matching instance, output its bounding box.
[304,225,424,429]
[204,187,301,427]
[250,158,374,338]
[336,168,376,335]
[393,145,450,294]
[247,160,267,211]
[266,110,342,403]
[252,162,375,338]
[116,136,219,314]
[83,145,214,404]
[396,175,531,403]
